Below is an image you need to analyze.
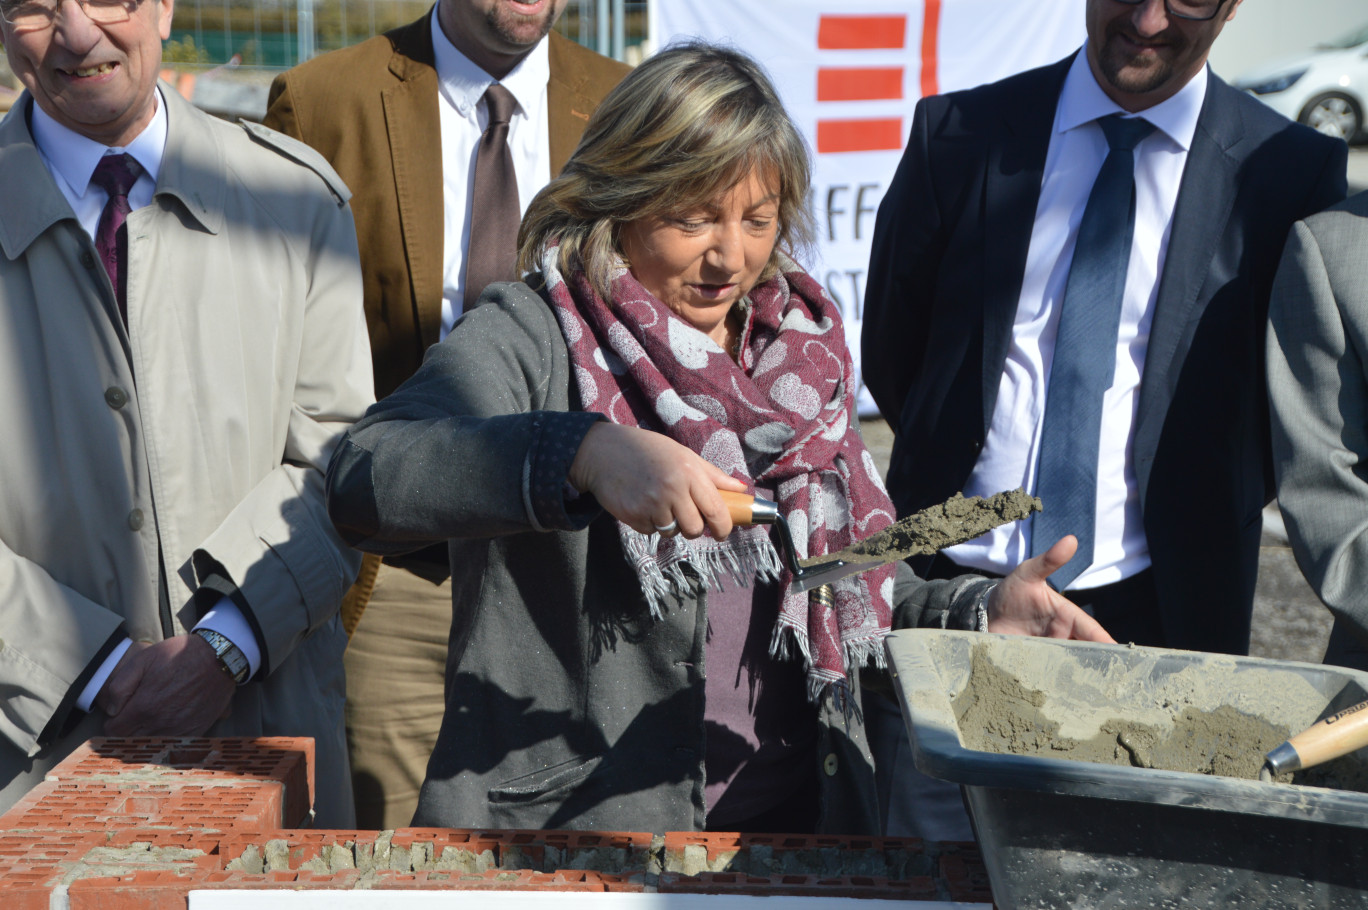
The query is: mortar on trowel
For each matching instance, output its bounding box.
[720,487,1040,592]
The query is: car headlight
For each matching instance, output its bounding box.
[1240,69,1308,95]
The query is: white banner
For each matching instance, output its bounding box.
[649,1,1085,413]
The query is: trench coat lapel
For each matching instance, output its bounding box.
[0,98,74,260]
[383,17,445,351]
[155,86,226,235]
[1133,72,1241,501]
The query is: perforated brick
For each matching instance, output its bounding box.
[479,828,656,874]
[659,870,940,900]
[940,846,994,905]
[0,737,996,903]
[663,830,936,880]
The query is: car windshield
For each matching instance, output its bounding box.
[1315,22,1368,50]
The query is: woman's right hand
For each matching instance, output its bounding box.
[568,423,747,539]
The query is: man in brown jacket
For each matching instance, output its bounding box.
[263,0,628,828]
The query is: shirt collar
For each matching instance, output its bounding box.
[1056,41,1207,151]
[430,3,550,120]
[30,86,168,196]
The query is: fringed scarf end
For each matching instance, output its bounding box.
[843,634,888,673]
[769,617,813,668]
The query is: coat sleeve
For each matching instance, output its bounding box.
[327,282,603,552]
[0,543,126,755]
[890,560,994,632]
[190,183,374,677]
[861,98,944,426]
[1268,209,1368,648]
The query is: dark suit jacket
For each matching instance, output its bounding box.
[862,56,1347,655]
[264,16,630,398]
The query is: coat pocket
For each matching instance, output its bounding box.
[487,754,603,808]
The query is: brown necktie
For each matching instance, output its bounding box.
[90,153,143,326]
[464,83,521,311]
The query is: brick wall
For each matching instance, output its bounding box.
[0,737,993,907]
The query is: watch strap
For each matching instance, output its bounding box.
[193,627,250,685]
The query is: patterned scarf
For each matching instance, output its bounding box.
[543,247,897,704]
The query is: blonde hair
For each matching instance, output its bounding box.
[517,41,814,298]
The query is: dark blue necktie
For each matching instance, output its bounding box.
[1030,114,1155,590]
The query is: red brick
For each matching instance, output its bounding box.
[941,847,994,904]
[104,828,223,853]
[475,828,654,873]
[0,884,56,910]
[659,871,939,899]
[68,869,198,910]
[1,738,312,833]
[664,830,741,871]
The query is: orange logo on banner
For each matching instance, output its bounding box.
[814,5,941,154]
[815,14,903,154]
[816,14,906,49]
[920,0,941,98]
[817,67,903,102]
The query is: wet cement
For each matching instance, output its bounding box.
[952,643,1368,791]
[801,488,1040,569]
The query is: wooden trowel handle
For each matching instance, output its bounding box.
[718,490,779,527]
[1277,699,1368,773]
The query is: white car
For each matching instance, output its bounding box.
[1233,21,1368,143]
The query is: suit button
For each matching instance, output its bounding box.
[128,509,145,531]
[81,251,96,269]
[970,439,983,454]
[823,752,839,777]
[105,387,129,409]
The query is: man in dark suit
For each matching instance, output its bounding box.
[263,0,628,828]
[864,0,1345,656]
[862,0,1345,840]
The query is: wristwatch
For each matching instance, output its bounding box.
[193,627,250,685]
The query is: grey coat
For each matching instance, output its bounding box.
[327,281,992,833]
[0,88,374,824]
[1268,192,1368,662]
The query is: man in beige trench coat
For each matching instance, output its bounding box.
[0,0,373,825]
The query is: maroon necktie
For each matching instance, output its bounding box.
[90,153,143,325]
[464,83,521,311]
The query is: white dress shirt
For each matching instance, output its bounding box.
[30,92,262,705]
[944,46,1207,590]
[432,4,553,336]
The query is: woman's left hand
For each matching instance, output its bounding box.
[985,536,1116,643]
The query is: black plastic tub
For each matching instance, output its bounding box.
[885,629,1368,909]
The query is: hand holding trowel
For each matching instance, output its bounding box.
[718,488,1042,592]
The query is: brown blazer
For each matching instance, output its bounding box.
[265,17,628,627]
[264,16,629,398]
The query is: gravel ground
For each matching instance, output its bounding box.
[858,418,1333,664]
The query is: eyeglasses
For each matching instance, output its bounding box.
[1109,0,1230,22]
[0,0,140,31]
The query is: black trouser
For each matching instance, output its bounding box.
[922,553,1164,647]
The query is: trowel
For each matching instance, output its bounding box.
[1260,698,1368,782]
[719,488,1039,594]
